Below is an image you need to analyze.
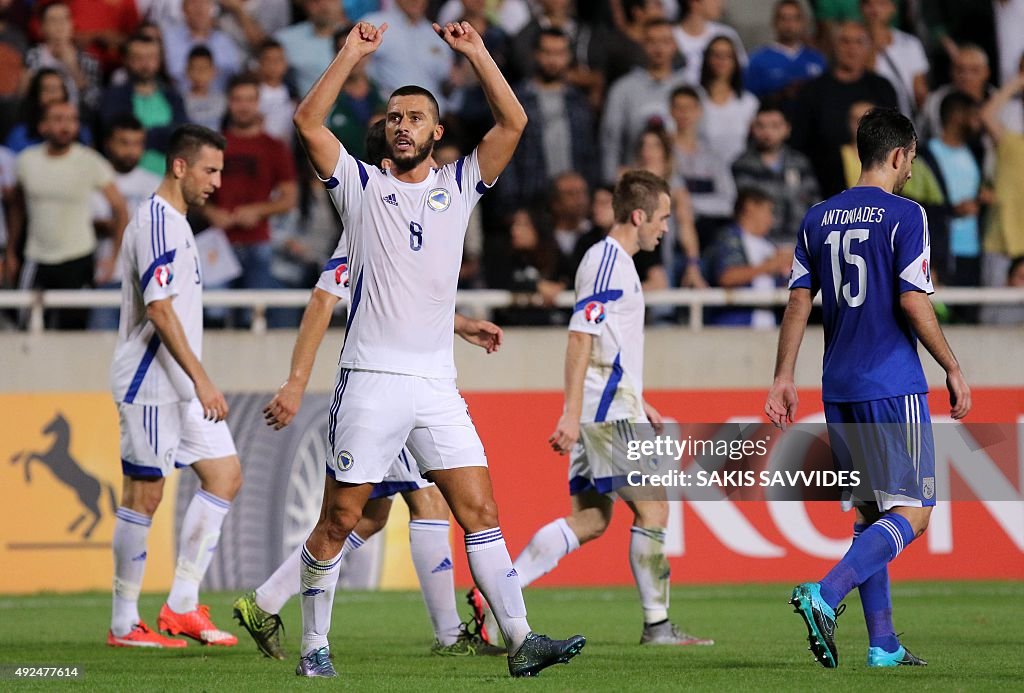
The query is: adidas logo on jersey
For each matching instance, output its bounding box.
[431,557,453,573]
[382,193,398,207]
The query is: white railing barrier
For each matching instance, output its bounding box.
[0,287,1021,334]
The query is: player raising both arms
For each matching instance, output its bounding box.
[107,125,241,648]
[287,21,585,678]
[232,123,506,661]
[765,108,971,668]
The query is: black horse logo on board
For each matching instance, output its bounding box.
[10,412,117,539]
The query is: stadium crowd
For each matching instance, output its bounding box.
[0,0,1021,329]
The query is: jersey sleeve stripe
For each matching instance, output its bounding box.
[356,160,369,190]
[159,206,167,255]
[573,288,624,312]
[597,247,618,293]
[123,333,162,404]
[455,156,465,193]
[140,249,177,290]
[594,352,623,423]
[322,256,348,272]
[149,198,157,260]
[593,243,612,293]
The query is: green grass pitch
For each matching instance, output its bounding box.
[1,582,1021,691]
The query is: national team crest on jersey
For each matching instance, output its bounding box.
[584,301,606,324]
[922,476,935,499]
[337,450,354,471]
[427,188,451,212]
[334,263,349,287]
[154,265,173,287]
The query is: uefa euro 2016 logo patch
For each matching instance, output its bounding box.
[584,301,606,324]
[427,188,451,212]
[154,265,173,287]
[334,263,349,287]
[337,450,354,471]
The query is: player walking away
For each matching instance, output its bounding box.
[765,108,971,668]
[288,21,584,678]
[232,138,506,657]
[486,171,713,648]
[107,125,243,648]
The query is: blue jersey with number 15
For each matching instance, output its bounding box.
[789,187,934,403]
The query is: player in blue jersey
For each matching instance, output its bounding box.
[765,108,971,668]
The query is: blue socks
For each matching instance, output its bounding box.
[819,513,915,611]
[853,523,900,652]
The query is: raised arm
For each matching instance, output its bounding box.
[765,288,813,429]
[981,72,1024,144]
[433,21,527,184]
[293,22,387,178]
[900,291,971,419]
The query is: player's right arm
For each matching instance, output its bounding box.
[292,22,387,179]
[550,330,592,455]
[146,298,227,421]
[980,71,1024,144]
[263,286,339,430]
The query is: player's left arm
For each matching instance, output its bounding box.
[454,313,503,354]
[98,181,129,282]
[434,21,527,184]
[900,292,971,419]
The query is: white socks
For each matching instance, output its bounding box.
[629,526,670,624]
[166,489,231,614]
[513,518,580,588]
[409,520,461,645]
[256,532,364,615]
[111,507,152,636]
[464,528,531,652]
[299,544,343,655]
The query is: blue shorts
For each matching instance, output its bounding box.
[824,394,936,511]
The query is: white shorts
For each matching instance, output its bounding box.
[568,420,661,496]
[118,399,237,479]
[368,447,434,500]
[326,369,487,485]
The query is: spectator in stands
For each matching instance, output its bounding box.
[437,0,532,37]
[99,33,187,175]
[202,74,297,327]
[993,0,1024,88]
[162,0,241,93]
[502,28,596,212]
[274,0,346,97]
[549,170,593,271]
[668,86,735,250]
[861,0,928,118]
[255,39,297,145]
[601,18,688,183]
[980,70,1024,292]
[5,101,127,328]
[604,0,667,87]
[107,20,170,88]
[65,0,141,74]
[0,1,29,141]
[790,21,897,197]
[509,0,608,105]
[928,92,986,296]
[325,27,384,160]
[446,0,511,144]
[744,0,826,113]
[732,104,819,244]
[0,144,14,286]
[216,0,293,55]
[89,114,162,330]
[183,46,227,131]
[919,1,997,88]
[490,207,571,326]
[5,68,93,153]
[920,44,995,142]
[980,256,1024,325]
[699,35,759,166]
[362,0,454,107]
[674,0,747,86]
[705,186,790,327]
[25,2,101,117]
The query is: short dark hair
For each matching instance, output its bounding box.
[643,17,674,32]
[856,107,917,170]
[364,118,389,167]
[613,170,670,224]
[774,0,804,15]
[939,90,978,127]
[388,85,440,123]
[257,38,283,56]
[126,33,159,51]
[227,72,260,94]
[1007,256,1024,283]
[535,27,569,50]
[165,124,226,170]
[734,186,774,217]
[670,85,701,103]
[38,1,68,21]
[187,45,213,63]
[756,102,787,118]
[106,113,144,138]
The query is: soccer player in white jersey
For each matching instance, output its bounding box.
[501,171,713,647]
[288,20,584,678]
[107,125,240,648]
[232,120,506,659]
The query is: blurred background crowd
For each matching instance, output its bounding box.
[0,0,1022,330]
